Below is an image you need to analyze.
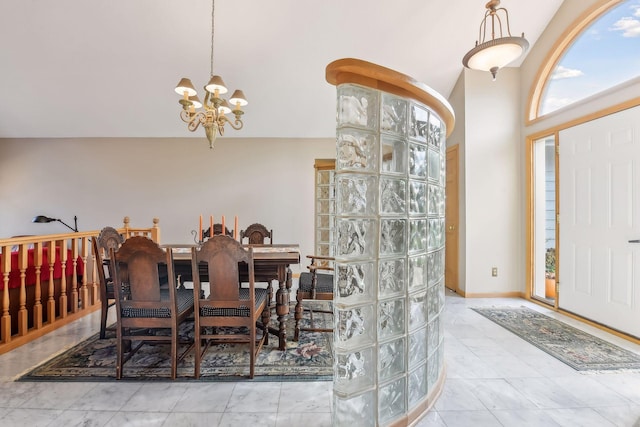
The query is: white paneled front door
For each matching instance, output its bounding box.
[559,105,640,338]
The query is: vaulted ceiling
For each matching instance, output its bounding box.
[0,0,564,139]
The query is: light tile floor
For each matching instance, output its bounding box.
[0,290,639,426]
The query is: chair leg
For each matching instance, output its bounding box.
[249,323,256,379]
[100,299,108,339]
[261,305,270,343]
[116,328,123,380]
[194,326,201,379]
[171,327,178,380]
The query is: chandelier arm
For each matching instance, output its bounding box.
[203,90,213,109]
[179,110,194,124]
[478,12,489,44]
[180,110,206,131]
[491,11,500,40]
[214,114,243,131]
[227,117,244,131]
[491,13,498,39]
[496,7,512,36]
[216,119,225,136]
[188,112,208,132]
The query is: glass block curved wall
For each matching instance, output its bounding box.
[326,58,455,426]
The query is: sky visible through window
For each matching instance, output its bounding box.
[540,0,640,115]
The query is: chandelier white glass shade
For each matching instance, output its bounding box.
[174,0,247,149]
[462,0,529,81]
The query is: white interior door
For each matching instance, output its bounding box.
[559,105,640,338]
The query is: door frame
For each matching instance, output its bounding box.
[525,132,559,309]
[445,145,460,293]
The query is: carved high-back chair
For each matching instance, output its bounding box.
[92,226,124,339]
[203,223,233,239]
[191,235,270,379]
[110,236,194,380]
[294,255,334,341]
[239,223,275,300]
[240,223,273,245]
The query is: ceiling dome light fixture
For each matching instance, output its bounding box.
[462,0,529,81]
[174,0,247,149]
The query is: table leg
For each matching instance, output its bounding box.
[286,266,293,292]
[274,265,290,350]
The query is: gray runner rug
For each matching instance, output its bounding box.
[471,306,640,372]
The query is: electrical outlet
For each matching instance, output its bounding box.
[492,267,498,277]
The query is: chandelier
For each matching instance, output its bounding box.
[174,0,247,149]
[462,0,529,81]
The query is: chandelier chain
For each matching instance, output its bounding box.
[210,0,215,78]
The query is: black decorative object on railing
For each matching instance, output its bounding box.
[32,215,78,232]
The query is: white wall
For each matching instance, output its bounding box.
[463,67,523,295]
[0,137,336,274]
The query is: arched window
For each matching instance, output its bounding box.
[531,0,640,119]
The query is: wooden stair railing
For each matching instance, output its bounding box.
[0,216,160,355]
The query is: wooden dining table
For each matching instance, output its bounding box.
[162,243,300,351]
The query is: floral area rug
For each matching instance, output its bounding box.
[471,306,640,372]
[18,303,333,382]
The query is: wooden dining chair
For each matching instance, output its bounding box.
[110,236,194,380]
[203,223,233,239]
[294,255,334,341]
[240,223,273,245]
[239,222,275,307]
[92,226,124,339]
[191,234,270,379]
